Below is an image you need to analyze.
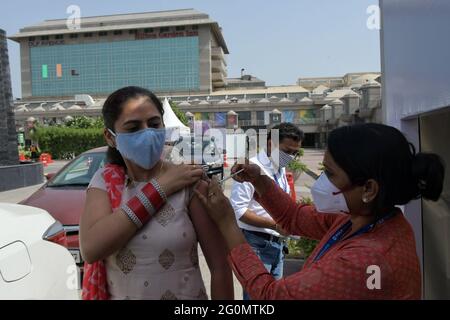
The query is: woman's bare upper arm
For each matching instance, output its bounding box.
[80,188,113,234]
[188,181,229,270]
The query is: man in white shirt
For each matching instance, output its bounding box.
[230,123,304,300]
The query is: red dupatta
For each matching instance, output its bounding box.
[81,164,126,300]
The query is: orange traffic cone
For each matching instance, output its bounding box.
[40,154,48,167]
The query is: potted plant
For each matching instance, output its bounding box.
[287,148,308,182]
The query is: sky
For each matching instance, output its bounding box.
[1,0,380,99]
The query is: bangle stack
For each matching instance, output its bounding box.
[121,178,167,229]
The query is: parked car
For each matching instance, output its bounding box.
[20,147,107,268]
[20,143,224,269]
[0,203,79,299]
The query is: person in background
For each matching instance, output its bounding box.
[30,144,38,161]
[229,122,303,300]
[196,123,445,299]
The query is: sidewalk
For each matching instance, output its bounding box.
[0,183,45,203]
[0,160,69,203]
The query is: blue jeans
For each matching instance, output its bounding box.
[242,229,284,300]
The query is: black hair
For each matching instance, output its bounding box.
[268,122,304,143]
[327,123,445,215]
[102,86,164,167]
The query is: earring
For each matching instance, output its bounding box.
[362,197,369,203]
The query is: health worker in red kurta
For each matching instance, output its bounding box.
[195,123,445,299]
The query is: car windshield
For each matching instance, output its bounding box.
[48,152,106,187]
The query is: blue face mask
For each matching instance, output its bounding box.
[109,128,166,170]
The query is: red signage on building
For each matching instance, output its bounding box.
[135,30,199,40]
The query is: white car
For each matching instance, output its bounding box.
[0,203,80,299]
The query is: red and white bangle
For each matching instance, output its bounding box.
[121,179,167,228]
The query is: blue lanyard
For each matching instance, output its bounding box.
[313,211,397,262]
[273,173,287,193]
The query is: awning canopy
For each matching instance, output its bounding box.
[163,98,190,141]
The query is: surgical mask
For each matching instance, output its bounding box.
[108,128,166,170]
[311,173,350,214]
[271,149,296,169]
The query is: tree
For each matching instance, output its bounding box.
[92,117,105,129]
[66,116,104,129]
[66,116,95,129]
[169,100,189,126]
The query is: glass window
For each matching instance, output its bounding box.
[29,36,35,41]
[69,34,78,39]
[48,152,106,187]
[144,28,154,33]
[129,29,137,34]
[247,94,266,100]
[160,27,170,33]
[289,93,308,99]
[267,93,285,98]
[99,31,108,36]
[237,111,251,120]
[30,36,200,96]
[113,30,122,35]
[192,25,199,30]
[41,36,49,40]
[84,33,93,37]
[176,26,185,31]
[55,35,64,40]
[257,111,265,120]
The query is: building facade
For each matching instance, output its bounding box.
[9,9,228,99]
[10,9,381,148]
[13,72,381,148]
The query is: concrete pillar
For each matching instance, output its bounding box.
[0,29,19,165]
[251,110,257,125]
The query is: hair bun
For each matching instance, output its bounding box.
[411,153,445,201]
